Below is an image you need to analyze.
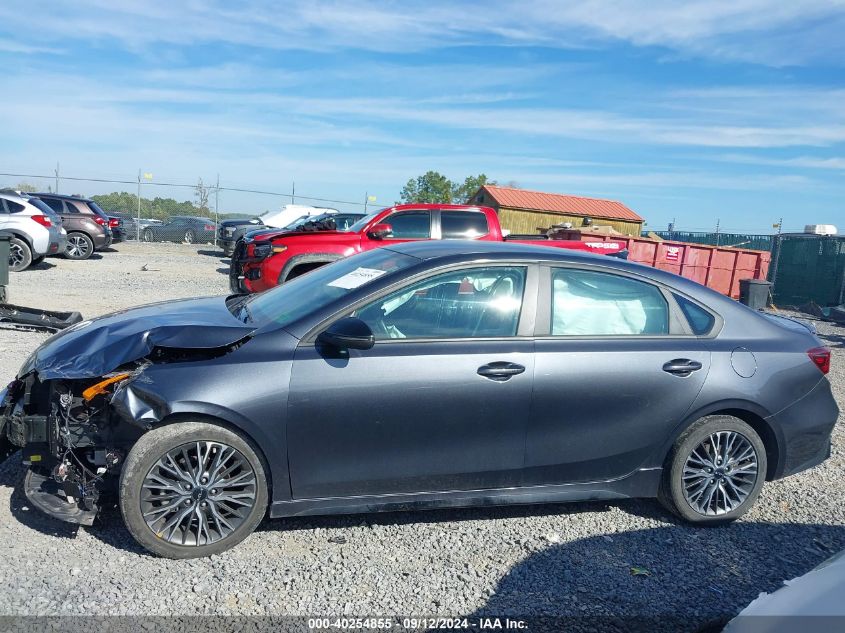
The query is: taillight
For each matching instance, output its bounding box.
[807,347,831,375]
[204,224,214,231]
[109,218,119,228]
[31,214,52,227]
[93,216,107,226]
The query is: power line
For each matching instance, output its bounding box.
[0,171,370,208]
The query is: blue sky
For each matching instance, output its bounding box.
[1,1,844,232]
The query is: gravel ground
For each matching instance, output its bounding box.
[0,243,843,631]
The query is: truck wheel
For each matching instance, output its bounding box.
[119,421,268,558]
[65,232,94,260]
[8,238,32,272]
[659,415,766,525]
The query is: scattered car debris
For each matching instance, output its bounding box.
[630,567,652,577]
[328,535,348,544]
[0,303,83,332]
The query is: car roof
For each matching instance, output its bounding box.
[32,192,94,202]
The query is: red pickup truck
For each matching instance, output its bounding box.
[229,204,627,293]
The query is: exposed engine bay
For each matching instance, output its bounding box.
[0,368,146,524]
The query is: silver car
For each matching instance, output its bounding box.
[0,190,66,271]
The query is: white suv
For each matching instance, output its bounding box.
[0,190,67,271]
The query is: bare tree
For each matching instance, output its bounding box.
[194,178,211,214]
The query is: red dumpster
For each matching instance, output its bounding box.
[551,231,770,299]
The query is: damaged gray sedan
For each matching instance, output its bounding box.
[0,241,839,558]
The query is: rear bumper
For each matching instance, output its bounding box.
[768,377,840,480]
[92,231,111,250]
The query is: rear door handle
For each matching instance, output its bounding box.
[478,362,526,382]
[662,359,703,377]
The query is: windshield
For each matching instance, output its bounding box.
[230,249,418,328]
[345,210,383,234]
[282,214,312,229]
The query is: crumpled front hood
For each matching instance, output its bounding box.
[20,296,255,380]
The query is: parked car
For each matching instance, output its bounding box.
[231,204,627,293]
[111,214,162,240]
[257,204,337,229]
[0,241,837,558]
[217,217,264,256]
[107,216,126,243]
[222,212,365,257]
[0,190,66,271]
[141,216,216,244]
[31,193,113,260]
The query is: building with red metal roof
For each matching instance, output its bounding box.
[469,184,644,235]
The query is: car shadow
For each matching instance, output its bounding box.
[216,267,231,275]
[28,260,57,271]
[197,249,224,257]
[465,522,845,633]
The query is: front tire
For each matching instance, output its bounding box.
[8,237,32,271]
[119,421,268,558]
[64,232,94,260]
[184,229,195,244]
[659,415,766,525]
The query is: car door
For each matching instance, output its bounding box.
[524,265,712,486]
[286,263,538,499]
[0,199,8,232]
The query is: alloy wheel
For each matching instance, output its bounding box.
[184,230,195,244]
[67,235,91,258]
[8,243,25,269]
[682,431,759,516]
[140,441,258,546]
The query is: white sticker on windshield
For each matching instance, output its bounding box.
[328,267,387,289]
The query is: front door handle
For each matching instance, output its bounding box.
[662,359,703,377]
[478,362,526,382]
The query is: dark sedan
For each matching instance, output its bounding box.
[141,216,216,244]
[0,241,838,558]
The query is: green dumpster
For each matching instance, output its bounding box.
[769,233,845,307]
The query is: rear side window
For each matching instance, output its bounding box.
[551,268,669,336]
[441,211,489,239]
[41,198,64,214]
[674,294,716,335]
[386,211,430,238]
[4,199,24,213]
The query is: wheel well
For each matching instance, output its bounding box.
[287,261,328,281]
[4,230,33,249]
[149,413,273,496]
[712,408,780,480]
[67,230,93,240]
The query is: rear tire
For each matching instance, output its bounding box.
[184,229,195,244]
[119,421,268,558]
[142,229,154,242]
[64,232,94,260]
[659,415,766,525]
[8,238,32,271]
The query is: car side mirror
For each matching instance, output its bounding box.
[367,223,393,240]
[317,317,375,350]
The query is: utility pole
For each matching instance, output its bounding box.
[715,218,721,247]
[291,181,295,205]
[136,169,142,242]
[214,174,220,247]
[364,191,369,213]
[54,162,60,193]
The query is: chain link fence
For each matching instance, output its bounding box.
[0,170,375,248]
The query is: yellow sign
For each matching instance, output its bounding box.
[143,173,153,180]
[367,195,377,202]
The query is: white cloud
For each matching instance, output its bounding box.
[0,0,843,64]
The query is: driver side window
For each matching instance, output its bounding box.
[353,266,527,340]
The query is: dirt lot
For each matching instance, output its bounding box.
[0,242,843,630]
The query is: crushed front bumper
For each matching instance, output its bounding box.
[24,468,96,526]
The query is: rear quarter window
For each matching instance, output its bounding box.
[673,294,716,335]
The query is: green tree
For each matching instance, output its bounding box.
[399,172,495,204]
[452,173,493,203]
[400,171,454,204]
[15,182,39,193]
